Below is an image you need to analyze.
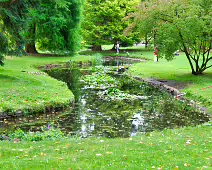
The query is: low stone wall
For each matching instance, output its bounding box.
[132,76,210,115]
[132,76,184,96]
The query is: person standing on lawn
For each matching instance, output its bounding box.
[154,45,159,62]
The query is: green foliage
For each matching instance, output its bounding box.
[91,53,103,70]
[82,66,119,89]
[0,0,84,56]
[82,0,140,48]
[0,0,39,56]
[0,33,8,65]
[24,0,84,55]
[8,126,65,141]
[129,0,212,74]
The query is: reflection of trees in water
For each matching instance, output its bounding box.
[81,94,138,137]
[68,68,82,102]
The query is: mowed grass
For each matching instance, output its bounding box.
[0,124,211,170]
[0,55,91,114]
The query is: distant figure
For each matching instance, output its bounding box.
[154,46,159,62]
[116,42,120,54]
[174,50,180,56]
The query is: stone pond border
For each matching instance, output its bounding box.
[131,76,211,116]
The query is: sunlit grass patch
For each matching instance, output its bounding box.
[0,55,92,114]
[0,124,211,169]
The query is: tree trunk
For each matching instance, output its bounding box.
[111,43,116,51]
[25,23,38,54]
[61,29,69,49]
[145,35,148,48]
[91,45,102,51]
[25,44,38,54]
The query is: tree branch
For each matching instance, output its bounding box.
[205,64,212,70]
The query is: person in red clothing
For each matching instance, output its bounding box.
[154,46,159,62]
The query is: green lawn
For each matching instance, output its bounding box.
[0,124,211,170]
[0,55,91,114]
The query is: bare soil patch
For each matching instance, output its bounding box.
[157,79,192,90]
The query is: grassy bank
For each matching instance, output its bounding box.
[0,55,91,114]
[0,124,211,169]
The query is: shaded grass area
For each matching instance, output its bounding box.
[0,55,91,114]
[0,124,211,169]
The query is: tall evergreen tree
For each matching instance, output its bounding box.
[0,0,84,66]
[25,0,84,55]
[0,0,39,65]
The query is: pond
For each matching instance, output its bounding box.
[0,57,210,138]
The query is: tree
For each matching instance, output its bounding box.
[0,0,39,64]
[82,0,140,51]
[0,0,84,64]
[129,0,212,75]
[24,0,84,55]
[124,2,156,48]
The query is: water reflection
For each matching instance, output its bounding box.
[60,70,209,138]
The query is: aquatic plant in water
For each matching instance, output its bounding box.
[97,88,148,101]
[81,67,120,89]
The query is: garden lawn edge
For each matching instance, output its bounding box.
[0,55,92,116]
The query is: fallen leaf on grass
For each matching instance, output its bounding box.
[106,152,113,155]
[40,152,46,156]
[96,154,102,156]
[184,163,190,167]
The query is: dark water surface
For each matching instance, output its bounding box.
[0,58,210,137]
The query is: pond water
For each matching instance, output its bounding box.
[0,57,210,137]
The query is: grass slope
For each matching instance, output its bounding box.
[0,55,91,114]
[0,124,211,169]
